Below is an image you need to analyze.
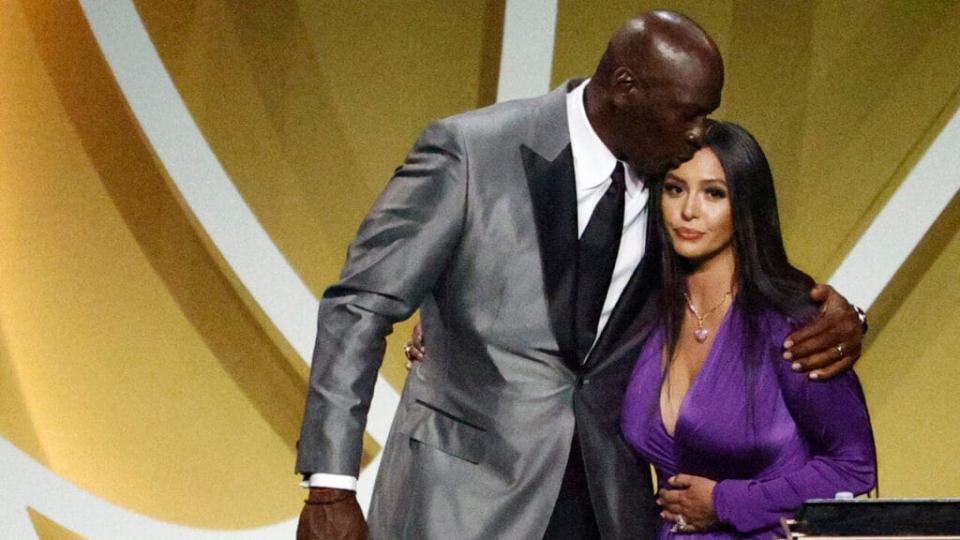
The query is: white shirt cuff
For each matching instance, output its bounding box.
[300,473,357,491]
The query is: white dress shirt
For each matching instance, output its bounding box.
[567,79,649,351]
[307,80,649,490]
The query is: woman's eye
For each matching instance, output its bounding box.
[706,188,727,199]
[663,183,683,195]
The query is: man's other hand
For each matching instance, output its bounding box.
[783,284,863,380]
[297,488,368,540]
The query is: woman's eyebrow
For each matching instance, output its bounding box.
[664,172,688,184]
[699,178,727,186]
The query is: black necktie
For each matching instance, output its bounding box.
[575,162,626,364]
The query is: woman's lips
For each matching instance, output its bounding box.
[673,227,705,240]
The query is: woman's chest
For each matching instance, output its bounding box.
[623,332,808,479]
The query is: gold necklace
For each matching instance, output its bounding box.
[683,291,731,343]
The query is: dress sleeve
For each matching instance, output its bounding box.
[296,120,468,477]
[711,317,877,534]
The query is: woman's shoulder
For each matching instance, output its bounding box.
[734,303,798,348]
[762,307,798,335]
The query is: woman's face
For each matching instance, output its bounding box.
[661,147,734,262]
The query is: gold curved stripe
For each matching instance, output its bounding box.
[0,330,47,465]
[10,0,305,527]
[27,508,85,540]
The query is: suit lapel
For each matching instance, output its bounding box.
[522,144,579,365]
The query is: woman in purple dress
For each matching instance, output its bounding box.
[620,122,876,539]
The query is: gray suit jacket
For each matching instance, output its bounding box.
[297,81,662,539]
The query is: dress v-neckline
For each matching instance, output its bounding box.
[659,306,735,439]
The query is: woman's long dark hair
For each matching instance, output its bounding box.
[654,121,817,409]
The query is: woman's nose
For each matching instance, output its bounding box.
[681,195,699,219]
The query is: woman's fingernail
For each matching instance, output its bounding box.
[784,339,794,348]
[809,371,820,380]
[783,351,793,360]
[791,362,801,371]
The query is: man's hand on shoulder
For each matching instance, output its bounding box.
[783,284,864,380]
[297,488,368,540]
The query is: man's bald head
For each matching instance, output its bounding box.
[585,11,724,178]
[594,11,722,88]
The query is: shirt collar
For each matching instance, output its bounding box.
[566,80,642,196]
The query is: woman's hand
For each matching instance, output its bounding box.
[403,322,427,368]
[658,474,718,533]
[783,284,864,380]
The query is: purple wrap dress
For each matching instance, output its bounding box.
[621,305,876,539]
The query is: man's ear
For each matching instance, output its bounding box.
[611,66,638,107]
[614,66,634,86]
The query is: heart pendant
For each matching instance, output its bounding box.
[694,327,709,343]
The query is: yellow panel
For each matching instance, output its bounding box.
[2,0,303,527]
[859,194,960,496]
[765,1,960,278]
[721,0,815,214]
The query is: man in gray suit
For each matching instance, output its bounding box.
[296,11,863,540]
